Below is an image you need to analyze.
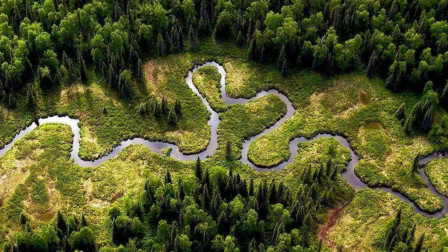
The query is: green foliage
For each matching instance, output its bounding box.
[6,212,94,252]
[108,164,341,251]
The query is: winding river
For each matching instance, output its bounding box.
[1,62,448,218]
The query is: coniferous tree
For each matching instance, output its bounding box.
[366,50,376,78]
[195,157,202,180]
[277,45,286,70]
[439,81,448,110]
[188,26,196,50]
[161,97,168,115]
[414,233,425,252]
[269,179,277,204]
[396,103,406,123]
[79,52,88,82]
[157,33,166,56]
[281,58,288,77]
[165,169,172,184]
[202,168,210,187]
[236,31,244,47]
[260,44,266,63]
[174,100,182,115]
[20,212,27,225]
[249,178,254,196]
[26,84,35,108]
[422,105,434,132]
[168,109,177,125]
[225,141,232,160]
[57,210,67,234]
[248,38,257,61]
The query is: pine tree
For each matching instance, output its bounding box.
[202,184,210,210]
[138,102,147,115]
[422,105,433,132]
[366,50,376,78]
[153,101,161,118]
[157,33,166,56]
[20,212,27,225]
[202,168,210,187]
[161,97,168,115]
[414,233,425,252]
[396,103,406,123]
[26,84,35,108]
[249,178,254,196]
[174,100,182,115]
[269,179,277,203]
[236,31,244,47]
[248,37,257,60]
[277,45,286,70]
[188,26,196,50]
[225,141,232,160]
[79,52,88,82]
[81,213,88,227]
[281,58,288,77]
[168,109,177,125]
[165,169,172,184]
[260,44,266,63]
[8,93,16,108]
[439,81,448,110]
[57,211,67,234]
[195,157,202,180]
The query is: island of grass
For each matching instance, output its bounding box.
[425,158,448,197]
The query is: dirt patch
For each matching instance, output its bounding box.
[359,90,370,105]
[318,204,347,250]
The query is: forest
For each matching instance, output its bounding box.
[1,0,448,251]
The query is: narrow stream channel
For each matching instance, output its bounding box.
[1,62,447,218]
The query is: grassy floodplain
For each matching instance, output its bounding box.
[1,40,448,250]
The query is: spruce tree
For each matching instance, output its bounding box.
[281,58,287,77]
[248,37,257,60]
[260,44,266,63]
[188,26,196,50]
[168,109,177,125]
[202,168,210,187]
[236,31,244,47]
[161,97,168,115]
[249,178,254,196]
[439,81,448,110]
[195,157,202,180]
[174,100,182,115]
[79,53,88,82]
[225,141,232,160]
[269,179,277,203]
[157,33,166,56]
[165,169,172,184]
[277,45,286,70]
[57,211,67,234]
[26,84,35,108]
[422,105,433,132]
[366,50,376,78]
[414,233,425,252]
[396,103,406,123]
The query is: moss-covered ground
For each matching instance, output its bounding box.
[1,40,448,250]
[425,158,448,197]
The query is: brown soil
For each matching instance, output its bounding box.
[318,204,347,250]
